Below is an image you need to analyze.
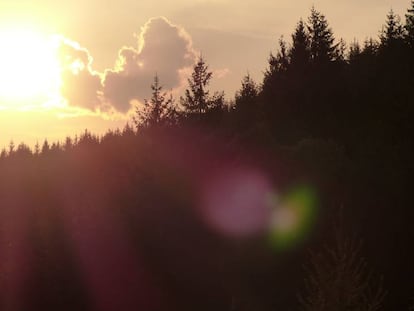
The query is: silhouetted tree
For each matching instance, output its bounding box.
[78,129,99,146]
[0,148,6,159]
[290,19,311,69]
[64,137,73,151]
[41,139,50,154]
[16,143,32,157]
[380,9,404,48]
[261,36,290,106]
[235,73,258,111]
[362,38,379,57]
[34,141,40,156]
[335,38,347,62]
[9,140,15,154]
[134,75,177,130]
[232,73,259,133]
[265,36,289,80]
[349,40,362,62]
[307,7,337,64]
[181,56,224,119]
[405,1,414,47]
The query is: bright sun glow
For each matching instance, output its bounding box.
[0,27,62,107]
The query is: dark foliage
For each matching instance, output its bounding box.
[1,5,414,311]
[134,75,178,130]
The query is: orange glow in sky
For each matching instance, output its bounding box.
[0,0,410,148]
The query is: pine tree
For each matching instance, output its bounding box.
[290,19,311,69]
[405,1,414,47]
[349,40,362,62]
[16,143,32,157]
[64,137,73,151]
[380,9,404,47]
[34,141,40,156]
[235,73,258,110]
[307,7,337,65]
[299,214,386,311]
[8,140,15,155]
[0,148,6,159]
[268,36,289,76]
[263,36,290,91]
[41,140,50,154]
[134,75,177,129]
[335,38,347,62]
[181,56,214,117]
[362,38,378,57]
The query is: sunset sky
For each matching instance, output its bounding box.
[0,0,410,148]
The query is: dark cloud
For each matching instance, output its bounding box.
[103,16,196,113]
[58,38,102,110]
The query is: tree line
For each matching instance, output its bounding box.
[0,3,414,310]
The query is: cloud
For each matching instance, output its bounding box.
[58,37,103,110]
[103,16,196,113]
[57,17,196,114]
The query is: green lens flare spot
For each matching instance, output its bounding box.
[268,185,318,251]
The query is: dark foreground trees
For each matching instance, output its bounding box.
[300,215,386,311]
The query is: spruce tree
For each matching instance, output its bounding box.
[290,19,311,69]
[134,75,176,129]
[307,7,337,65]
[300,215,386,311]
[362,38,378,57]
[380,9,404,47]
[349,40,362,62]
[335,38,347,62]
[263,36,290,91]
[267,36,289,76]
[181,56,213,117]
[405,1,414,47]
[235,73,258,110]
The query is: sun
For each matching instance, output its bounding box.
[0,27,62,106]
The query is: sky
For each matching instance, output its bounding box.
[0,0,411,148]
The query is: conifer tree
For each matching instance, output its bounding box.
[0,148,6,159]
[335,38,347,62]
[41,140,50,154]
[263,36,290,92]
[235,73,258,110]
[8,140,15,155]
[349,40,362,62]
[34,141,40,156]
[181,56,216,117]
[307,7,337,64]
[290,19,311,69]
[362,38,378,57]
[405,1,414,47]
[134,75,177,129]
[268,36,289,76]
[299,214,385,311]
[380,9,404,47]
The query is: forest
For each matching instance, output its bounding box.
[0,3,414,310]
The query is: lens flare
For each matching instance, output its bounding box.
[268,185,318,251]
[199,164,318,248]
[200,169,273,238]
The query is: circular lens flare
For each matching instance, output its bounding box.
[268,185,318,251]
[200,169,273,238]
